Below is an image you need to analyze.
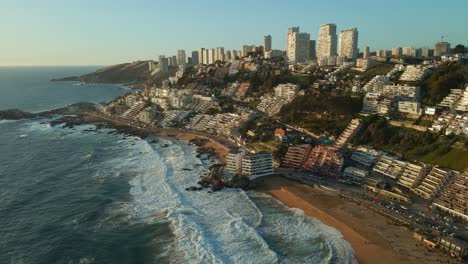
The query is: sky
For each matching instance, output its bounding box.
[1,0,467,66]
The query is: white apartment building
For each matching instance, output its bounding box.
[373,155,407,180]
[363,75,390,92]
[382,84,421,99]
[317,24,337,62]
[351,146,381,167]
[343,166,368,184]
[398,100,421,115]
[392,47,402,57]
[400,65,430,82]
[274,83,299,100]
[241,152,274,177]
[286,27,310,63]
[438,89,463,108]
[215,47,225,62]
[226,151,245,174]
[455,87,468,112]
[397,162,429,189]
[413,167,457,200]
[339,28,358,61]
[198,48,206,65]
[177,50,186,66]
[208,49,215,64]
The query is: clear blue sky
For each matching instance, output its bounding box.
[1,0,467,66]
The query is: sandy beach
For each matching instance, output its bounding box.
[256,176,448,264]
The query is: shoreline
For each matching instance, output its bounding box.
[255,176,446,264]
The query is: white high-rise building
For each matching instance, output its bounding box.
[199,48,206,65]
[158,55,168,72]
[286,27,310,63]
[286,27,299,55]
[363,46,370,59]
[203,49,209,64]
[215,47,225,62]
[317,24,337,62]
[339,28,358,61]
[392,47,402,57]
[177,50,186,66]
[208,49,215,64]
[264,35,272,52]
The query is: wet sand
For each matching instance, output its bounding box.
[256,176,447,264]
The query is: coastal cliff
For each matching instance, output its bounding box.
[51,61,178,88]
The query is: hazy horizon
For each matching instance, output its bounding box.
[1,0,467,66]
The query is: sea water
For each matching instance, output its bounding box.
[0,67,356,263]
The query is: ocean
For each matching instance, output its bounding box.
[0,67,356,264]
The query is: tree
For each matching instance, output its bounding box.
[453,44,466,55]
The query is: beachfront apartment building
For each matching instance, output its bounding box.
[302,145,344,177]
[397,162,430,189]
[342,166,368,184]
[226,151,245,175]
[433,169,468,221]
[413,167,458,200]
[241,153,274,177]
[282,144,313,169]
[350,146,381,167]
[226,151,274,177]
[373,155,407,180]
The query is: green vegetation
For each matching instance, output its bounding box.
[279,93,362,136]
[421,62,468,105]
[453,44,466,55]
[351,64,393,83]
[351,115,468,171]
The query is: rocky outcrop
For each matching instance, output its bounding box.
[0,102,99,120]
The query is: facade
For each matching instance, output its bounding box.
[317,24,337,62]
[191,50,199,65]
[382,84,421,99]
[392,47,402,57]
[373,155,407,179]
[215,47,225,62]
[282,144,313,169]
[264,35,272,52]
[177,50,186,66]
[363,46,370,59]
[399,65,430,82]
[274,83,299,99]
[309,40,316,60]
[398,100,421,115]
[433,169,468,220]
[397,162,429,189]
[434,42,451,56]
[226,152,244,174]
[286,27,310,63]
[413,167,457,200]
[208,49,215,64]
[339,28,358,61]
[455,87,468,112]
[199,48,206,65]
[350,146,381,167]
[241,153,274,177]
[302,145,343,176]
[342,166,368,184]
[158,55,169,72]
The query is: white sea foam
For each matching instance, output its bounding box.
[121,137,357,263]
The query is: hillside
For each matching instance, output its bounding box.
[52,61,178,88]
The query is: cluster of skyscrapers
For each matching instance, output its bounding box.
[154,23,455,71]
[285,24,358,66]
